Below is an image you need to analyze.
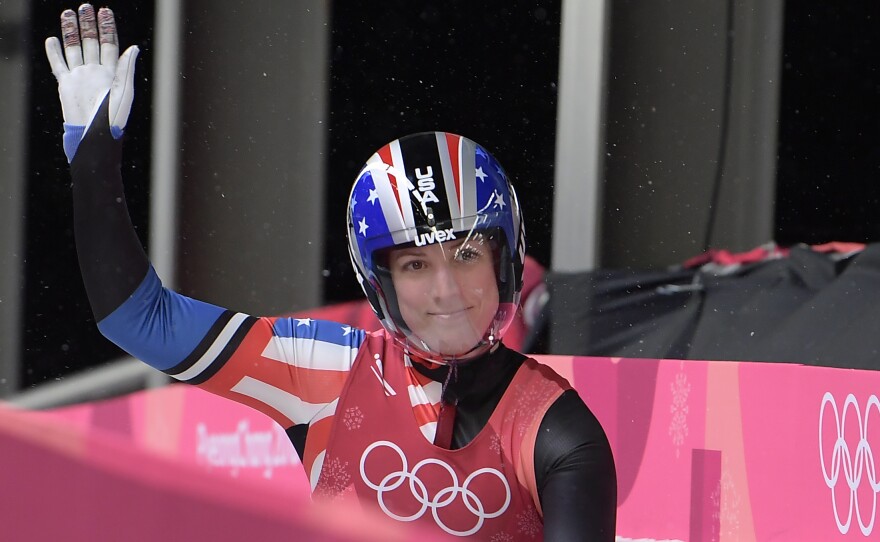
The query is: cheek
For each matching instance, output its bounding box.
[395,282,422,311]
[465,270,499,316]
[474,268,499,300]
[393,279,434,325]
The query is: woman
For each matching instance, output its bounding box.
[46,5,616,540]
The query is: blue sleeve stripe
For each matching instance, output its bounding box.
[272,318,366,348]
[63,124,86,163]
[64,123,124,162]
[97,266,228,371]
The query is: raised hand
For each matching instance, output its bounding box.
[45,4,138,132]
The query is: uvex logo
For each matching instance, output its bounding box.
[414,228,456,247]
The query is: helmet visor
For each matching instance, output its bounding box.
[374,226,517,361]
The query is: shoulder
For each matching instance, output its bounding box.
[540,390,606,440]
[534,390,614,474]
[265,316,369,346]
[247,316,372,373]
[522,356,572,387]
[534,390,618,538]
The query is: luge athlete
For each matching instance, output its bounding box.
[45,5,616,540]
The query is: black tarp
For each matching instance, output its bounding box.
[543,243,880,370]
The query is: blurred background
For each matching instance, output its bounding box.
[1,0,878,403]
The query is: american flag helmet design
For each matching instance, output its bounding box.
[347,132,526,363]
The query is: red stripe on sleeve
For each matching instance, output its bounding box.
[196,320,350,419]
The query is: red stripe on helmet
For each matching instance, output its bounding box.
[444,133,463,211]
[376,144,404,215]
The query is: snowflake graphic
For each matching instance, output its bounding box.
[517,507,541,538]
[489,434,504,455]
[490,532,514,542]
[710,468,742,540]
[668,369,691,458]
[314,456,351,500]
[513,387,539,412]
[506,381,558,436]
[343,406,364,431]
[514,380,556,411]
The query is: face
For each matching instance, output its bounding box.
[388,234,499,358]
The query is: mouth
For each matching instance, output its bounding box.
[428,307,471,319]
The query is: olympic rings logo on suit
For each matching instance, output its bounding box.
[359,440,511,537]
[819,392,880,536]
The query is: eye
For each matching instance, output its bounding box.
[454,245,483,262]
[400,259,425,271]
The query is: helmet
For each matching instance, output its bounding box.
[347,132,525,363]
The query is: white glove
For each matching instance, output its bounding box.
[45,4,138,131]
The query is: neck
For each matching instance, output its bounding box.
[410,342,525,405]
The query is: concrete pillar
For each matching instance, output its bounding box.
[0,0,28,396]
[177,1,330,314]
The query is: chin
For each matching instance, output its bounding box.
[429,336,488,359]
[409,316,496,358]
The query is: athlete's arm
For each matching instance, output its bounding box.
[46,6,360,431]
[535,390,617,541]
[46,4,235,373]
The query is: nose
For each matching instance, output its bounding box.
[430,259,463,301]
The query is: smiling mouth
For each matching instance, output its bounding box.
[429,308,471,318]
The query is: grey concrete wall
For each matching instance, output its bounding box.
[0,0,28,396]
[600,0,783,268]
[177,1,329,315]
[711,0,783,251]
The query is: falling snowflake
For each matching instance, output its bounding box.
[490,532,514,542]
[668,370,691,458]
[343,406,364,430]
[517,507,541,538]
[314,456,351,500]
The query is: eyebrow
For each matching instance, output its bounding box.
[393,248,425,258]
[393,239,470,259]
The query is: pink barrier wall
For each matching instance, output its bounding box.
[9,356,880,540]
[0,402,447,541]
[536,355,880,541]
[45,383,313,496]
